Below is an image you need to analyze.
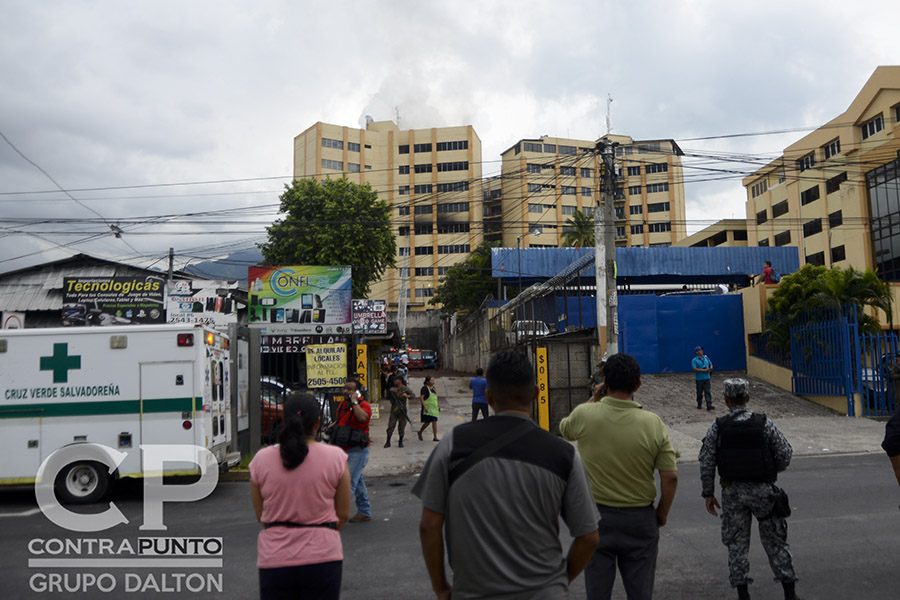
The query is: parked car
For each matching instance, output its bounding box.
[261,376,290,443]
[422,350,438,370]
[506,320,551,345]
[408,350,424,369]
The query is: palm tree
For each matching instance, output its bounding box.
[807,266,893,332]
[560,210,594,248]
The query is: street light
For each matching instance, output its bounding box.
[516,227,542,296]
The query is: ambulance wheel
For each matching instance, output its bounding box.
[55,461,110,504]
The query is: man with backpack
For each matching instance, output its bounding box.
[698,378,800,600]
[756,261,779,285]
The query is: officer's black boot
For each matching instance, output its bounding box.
[383,437,391,448]
[398,437,404,448]
[736,584,750,600]
[782,581,798,600]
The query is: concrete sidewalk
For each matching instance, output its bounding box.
[365,370,891,477]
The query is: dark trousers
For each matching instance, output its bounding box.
[696,379,712,408]
[472,402,489,421]
[586,504,659,600]
[259,560,342,600]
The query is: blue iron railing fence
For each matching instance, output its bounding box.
[748,331,792,369]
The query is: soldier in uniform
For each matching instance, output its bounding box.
[698,379,800,600]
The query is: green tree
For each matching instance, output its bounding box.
[560,210,595,247]
[259,178,396,298]
[765,264,893,350]
[429,241,500,316]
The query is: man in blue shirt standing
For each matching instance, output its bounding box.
[469,367,489,421]
[692,346,714,411]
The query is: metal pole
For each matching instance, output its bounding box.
[595,140,619,356]
[517,235,523,297]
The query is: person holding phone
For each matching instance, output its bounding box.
[330,379,373,523]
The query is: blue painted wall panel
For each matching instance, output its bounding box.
[619,295,746,374]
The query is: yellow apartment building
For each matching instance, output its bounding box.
[293,120,482,309]
[743,66,900,277]
[492,134,687,249]
[674,219,748,248]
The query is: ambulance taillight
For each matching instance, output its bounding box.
[177,334,194,347]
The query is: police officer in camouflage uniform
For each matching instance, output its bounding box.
[698,378,800,600]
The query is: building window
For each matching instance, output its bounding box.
[751,180,768,198]
[615,187,626,200]
[866,154,900,281]
[415,246,434,255]
[757,210,768,225]
[528,183,542,193]
[415,267,434,276]
[523,142,542,152]
[803,219,822,238]
[646,182,669,193]
[414,164,433,173]
[399,185,410,195]
[436,181,469,193]
[399,165,410,175]
[346,142,359,153]
[831,245,846,263]
[800,185,820,205]
[627,166,641,176]
[415,224,433,235]
[562,205,576,215]
[398,206,410,216]
[437,161,468,172]
[399,145,409,154]
[630,225,644,234]
[527,163,542,174]
[436,140,468,151]
[582,207,594,217]
[615,226,626,238]
[861,114,884,140]
[414,184,433,194]
[758,238,769,247]
[826,172,847,194]
[895,104,900,124]
[365,165,372,170]
[615,207,625,219]
[528,203,544,213]
[438,267,451,275]
[734,230,748,241]
[347,163,360,173]
[438,244,470,254]
[629,185,642,195]
[774,230,792,246]
[398,268,410,277]
[321,158,343,171]
[829,210,843,228]
[437,223,470,234]
[364,144,371,149]
[582,187,592,197]
[322,138,343,150]
[648,222,671,233]
[823,138,840,159]
[806,251,825,266]
[414,205,433,215]
[437,202,469,213]
[561,186,576,195]
[797,152,816,172]
[777,169,786,184]
[772,200,789,218]
[560,166,576,176]
[399,247,410,256]
[647,201,670,213]
[398,226,409,236]
[543,144,556,153]
[630,205,643,215]
[646,163,668,174]
[581,167,592,178]
[413,143,432,153]
[416,288,434,298]
[559,145,576,155]
[637,142,661,153]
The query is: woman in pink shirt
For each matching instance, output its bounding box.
[250,392,351,599]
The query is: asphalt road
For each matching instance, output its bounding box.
[1,454,899,599]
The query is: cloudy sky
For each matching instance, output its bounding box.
[1,0,898,274]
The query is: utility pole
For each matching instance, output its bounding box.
[167,247,174,281]
[594,140,618,356]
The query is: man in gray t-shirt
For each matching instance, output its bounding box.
[413,350,599,599]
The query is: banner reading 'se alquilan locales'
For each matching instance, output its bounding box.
[247,266,352,335]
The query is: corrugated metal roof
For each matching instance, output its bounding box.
[492,246,801,284]
[0,255,182,312]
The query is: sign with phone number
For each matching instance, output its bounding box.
[306,343,348,389]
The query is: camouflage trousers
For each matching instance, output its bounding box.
[385,404,408,439]
[720,482,798,587]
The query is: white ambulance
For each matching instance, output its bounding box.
[0,324,239,503]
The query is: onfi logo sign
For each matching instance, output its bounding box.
[35,443,218,532]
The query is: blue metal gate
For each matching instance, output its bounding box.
[618,294,746,374]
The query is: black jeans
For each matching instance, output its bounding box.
[696,379,712,408]
[259,560,342,600]
[472,402,489,421]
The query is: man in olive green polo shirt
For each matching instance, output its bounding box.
[560,352,678,600]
